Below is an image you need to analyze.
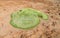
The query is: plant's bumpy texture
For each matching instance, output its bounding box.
[10,8,48,29]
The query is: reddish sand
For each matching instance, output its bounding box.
[0,0,60,38]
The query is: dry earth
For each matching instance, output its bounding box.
[0,0,60,38]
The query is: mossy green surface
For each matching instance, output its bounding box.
[10,8,48,29]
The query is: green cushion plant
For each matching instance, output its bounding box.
[10,8,48,29]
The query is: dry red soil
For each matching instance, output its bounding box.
[0,0,60,38]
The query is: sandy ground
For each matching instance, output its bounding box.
[0,0,60,38]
